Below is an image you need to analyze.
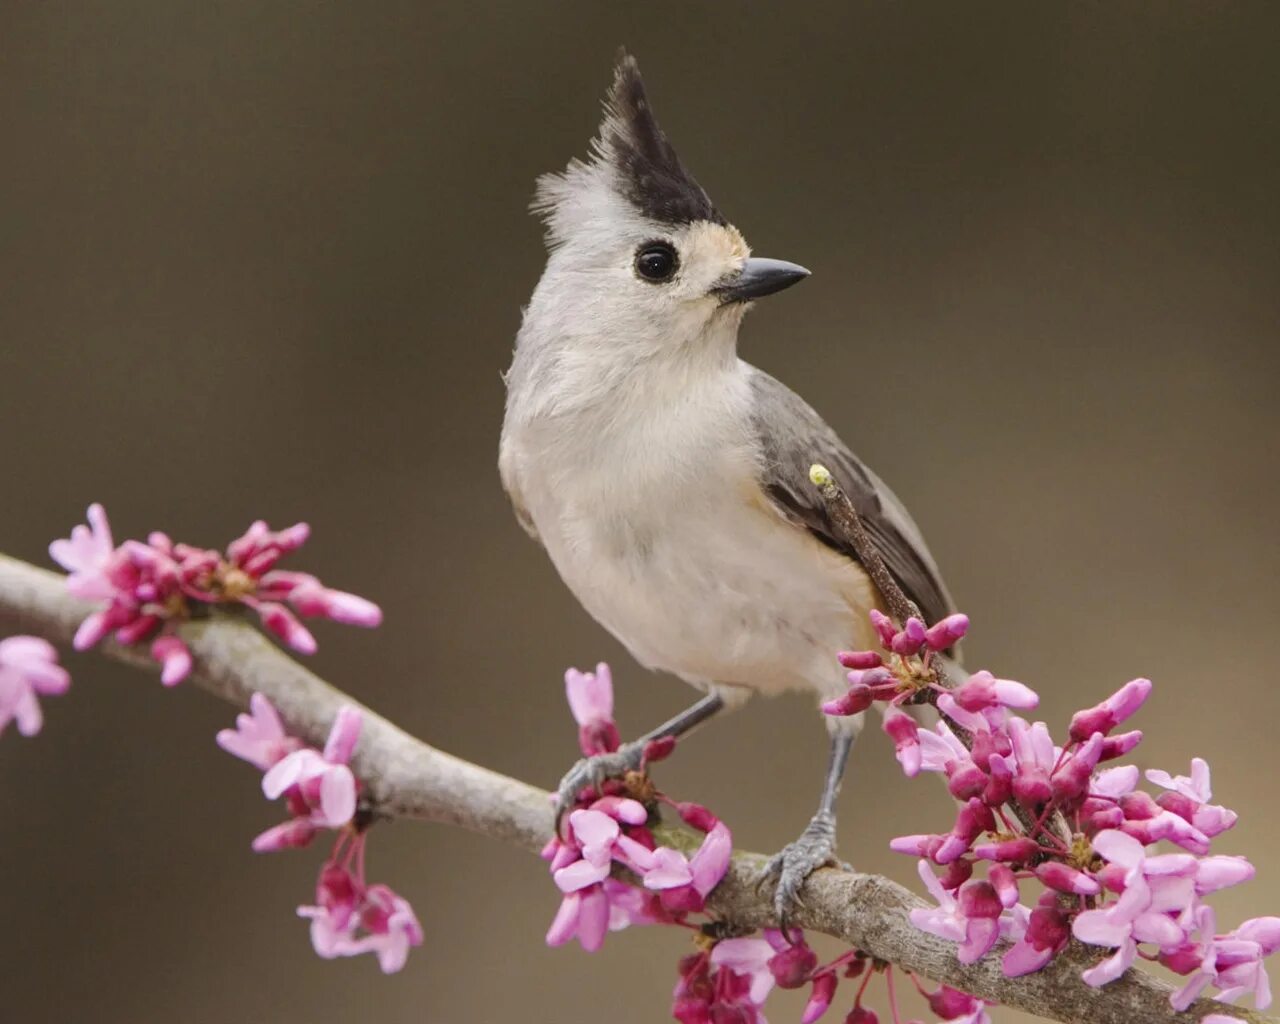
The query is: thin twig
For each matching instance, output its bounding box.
[0,553,1268,1024]
[809,464,922,627]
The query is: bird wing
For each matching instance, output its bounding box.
[747,366,953,626]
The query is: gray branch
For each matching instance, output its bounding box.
[0,553,1267,1024]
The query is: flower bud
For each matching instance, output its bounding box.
[925,614,970,651]
[837,650,883,670]
[1036,862,1101,895]
[988,863,1020,907]
[972,837,1039,864]
[1069,678,1152,742]
[801,972,838,1024]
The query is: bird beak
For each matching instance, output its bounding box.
[712,257,811,304]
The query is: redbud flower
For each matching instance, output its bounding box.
[546,887,611,952]
[298,849,423,973]
[709,936,779,1006]
[565,663,621,756]
[883,706,922,776]
[951,670,1037,713]
[1146,758,1238,838]
[217,692,305,770]
[672,948,776,1024]
[837,650,883,670]
[909,861,1003,964]
[802,971,838,1024]
[642,821,732,913]
[51,505,381,684]
[765,929,818,988]
[925,613,971,651]
[253,705,363,849]
[1072,830,1194,986]
[1167,905,1280,1011]
[48,502,115,600]
[1003,894,1071,976]
[0,636,71,737]
[1068,678,1152,742]
[262,572,382,628]
[925,984,994,1024]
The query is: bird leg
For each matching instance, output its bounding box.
[760,730,855,927]
[554,693,724,824]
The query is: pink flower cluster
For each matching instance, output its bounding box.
[544,664,732,952]
[549,662,995,1024]
[219,695,422,972]
[50,504,381,686]
[825,610,1278,1015]
[0,635,70,738]
[675,935,991,1024]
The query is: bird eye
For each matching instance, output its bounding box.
[634,242,679,283]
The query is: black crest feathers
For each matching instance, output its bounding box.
[598,52,725,227]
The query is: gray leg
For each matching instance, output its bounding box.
[555,693,724,819]
[761,731,856,926]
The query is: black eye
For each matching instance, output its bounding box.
[634,242,679,282]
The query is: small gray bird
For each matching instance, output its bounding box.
[500,54,954,917]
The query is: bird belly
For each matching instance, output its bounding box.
[531,472,880,703]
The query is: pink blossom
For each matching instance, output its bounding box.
[546,887,611,952]
[867,610,968,658]
[564,663,621,755]
[0,636,71,737]
[925,613,971,652]
[909,861,1002,964]
[709,935,778,1005]
[642,821,732,913]
[674,949,770,1024]
[1168,906,1280,1011]
[1146,758,1238,838]
[253,705,363,846]
[150,635,192,687]
[801,971,838,1024]
[951,670,1038,713]
[925,984,994,1024]
[1003,895,1070,976]
[297,854,423,973]
[763,928,818,988]
[883,705,922,776]
[50,505,381,678]
[602,878,661,931]
[217,693,304,770]
[261,572,383,628]
[1072,830,1193,985]
[48,502,115,600]
[1068,678,1152,742]
[553,810,622,892]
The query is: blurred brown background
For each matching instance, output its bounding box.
[1,4,1277,1022]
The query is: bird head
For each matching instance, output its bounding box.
[525,53,809,357]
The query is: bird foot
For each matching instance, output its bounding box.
[759,811,845,928]
[554,741,647,825]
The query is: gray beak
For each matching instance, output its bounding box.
[713,257,811,304]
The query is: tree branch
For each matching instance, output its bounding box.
[0,552,1268,1024]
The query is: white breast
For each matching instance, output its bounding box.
[501,361,879,705]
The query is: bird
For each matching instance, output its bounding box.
[499,53,955,919]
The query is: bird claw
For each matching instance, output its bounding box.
[554,741,646,826]
[759,811,842,930]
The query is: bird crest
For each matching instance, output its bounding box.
[534,52,725,244]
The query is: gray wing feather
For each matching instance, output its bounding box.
[747,367,954,625]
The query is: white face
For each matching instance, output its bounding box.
[527,176,753,356]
